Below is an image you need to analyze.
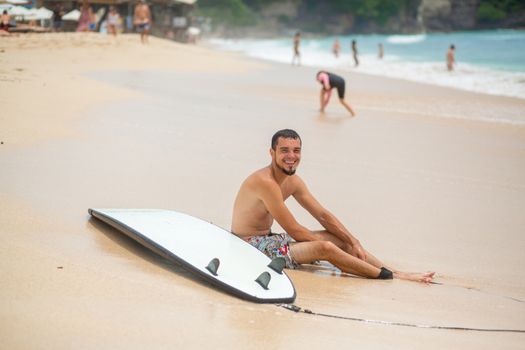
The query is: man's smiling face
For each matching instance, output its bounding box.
[271,137,301,176]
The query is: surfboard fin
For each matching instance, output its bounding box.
[268,257,286,274]
[206,258,220,276]
[255,272,271,290]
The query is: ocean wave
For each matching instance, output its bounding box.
[386,34,426,44]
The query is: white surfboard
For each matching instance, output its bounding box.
[88,208,296,303]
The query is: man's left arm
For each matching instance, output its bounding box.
[292,177,367,260]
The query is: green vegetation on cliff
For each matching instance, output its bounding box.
[477,0,525,22]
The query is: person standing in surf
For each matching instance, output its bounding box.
[292,31,301,66]
[316,71,356,116]
[231,129,435,283]
[332,38,341,58]
[447,44,456,71]
[351,40,359,67]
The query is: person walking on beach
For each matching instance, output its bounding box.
[231,129,435,283]
[76,0,93,32]
[351,40,359,67]
[134,0,151,44]
[0,10,10,34]
[52,4,64,32]
[316,71,356,116]
[447,44,455,71]
[332,38,341,58]
[292,31,301,66]
[107,6,120,37]
[378,43,384,59]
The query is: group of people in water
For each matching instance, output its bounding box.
[293,31,456,71]
[292,33,384,68]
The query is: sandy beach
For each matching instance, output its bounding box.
[1,33,525,349]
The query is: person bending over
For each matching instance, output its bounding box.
[316,71,356,116]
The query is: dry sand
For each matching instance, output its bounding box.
[1,33,525,349]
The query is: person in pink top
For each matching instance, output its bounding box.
[316,71,356,116]
[76,0,93,32]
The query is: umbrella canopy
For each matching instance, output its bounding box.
[62,9,80,21]
[25,7,53,20]
[7,5,30,16]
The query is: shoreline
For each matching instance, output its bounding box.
[206,29,525,102]
[2,33,525,349]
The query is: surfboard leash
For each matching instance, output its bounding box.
[277,304,525,333]
[429,281,525,304]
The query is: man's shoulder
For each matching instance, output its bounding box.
[244,167,273,187]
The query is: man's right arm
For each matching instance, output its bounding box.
[257,179,318,242]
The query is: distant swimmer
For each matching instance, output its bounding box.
[447,44,455,71]
[292,31,301,66]
[378,43,384,59]
[332,38,341,58]
[231,129,436,283]
[316,71,356,116]
[351,40,359,67]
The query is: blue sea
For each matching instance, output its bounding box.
[210,30,525,100]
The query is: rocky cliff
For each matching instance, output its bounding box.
[201,0,525,36]
[418,0,480,31]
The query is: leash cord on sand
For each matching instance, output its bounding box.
[429,281,525,304]
[277,304,525,333]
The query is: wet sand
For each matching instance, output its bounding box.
[1,33,525,349]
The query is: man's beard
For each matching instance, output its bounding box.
[277,163,296,176]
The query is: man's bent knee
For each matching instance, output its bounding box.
[318,241,337,257]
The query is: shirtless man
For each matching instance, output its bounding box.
[316,71,356,116]
[332,38,340,58]
[447,44,455,71]
[231,129,435,283]
[292,32,301,66]
[134,0,151,44]
[0,10,9,34]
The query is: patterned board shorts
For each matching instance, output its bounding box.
[246,233,298,269]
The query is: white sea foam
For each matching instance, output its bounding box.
[386,34,427,44]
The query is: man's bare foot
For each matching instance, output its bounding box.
[394,271,435,283]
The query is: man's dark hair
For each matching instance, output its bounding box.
[271,129,301,150]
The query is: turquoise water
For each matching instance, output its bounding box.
[323,30,525,72]
[211,30,525,99]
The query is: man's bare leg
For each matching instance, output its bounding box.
[291,240,381,278]
[295,230,435,282]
